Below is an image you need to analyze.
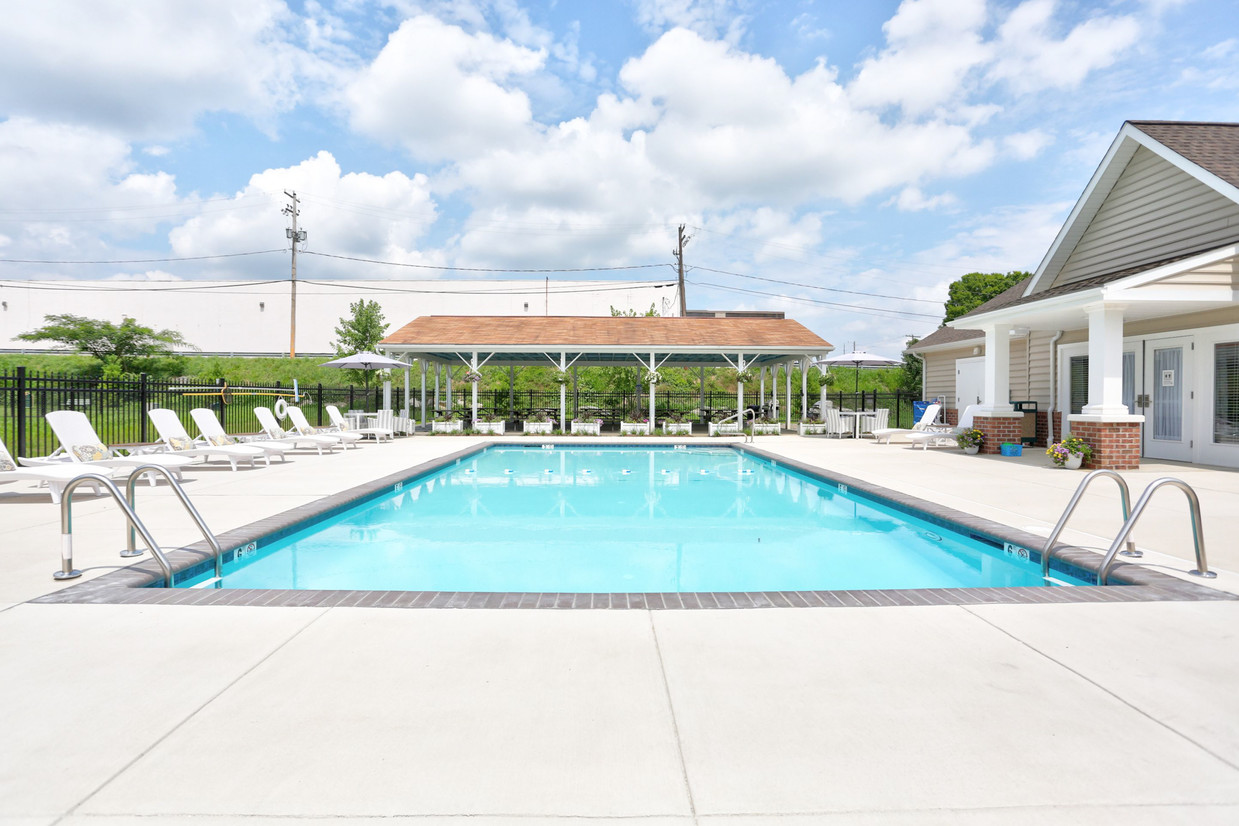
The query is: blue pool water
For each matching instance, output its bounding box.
[185,446,1085,592]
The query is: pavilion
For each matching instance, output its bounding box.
[379,315,833,431]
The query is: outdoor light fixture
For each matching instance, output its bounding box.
[259,302,265,311]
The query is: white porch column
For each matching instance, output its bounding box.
[470,352,479,425]
[759,367,766,413]
[801,356,809,422]
[445,365,451,413]
[976,324,1016,415]
[559,353,567,431]
[419,360,427,425]
[508,365,515,418]
[736,355,745,425]
[1082,304,1131,416]
[785,360,792,429]
[648,351,656,434]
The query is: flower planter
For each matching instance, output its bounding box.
[571,420,601,435]
[1064,452,1084,470]
[522,421,554,435]
[708,422,741,436]
[751,423,781,435]
[662,422,692,435]
[474,420,505,435]
[620,421,650,435]
[964,445,980,455]
[431,420,463,434]
[798,423,828,436]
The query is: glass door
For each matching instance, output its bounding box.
[1142,337,1192,461]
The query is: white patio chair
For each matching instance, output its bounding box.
[26,410,194,485]
[824,407,851,438]
[254,407,342,455]
[873,403,942,444]
[859,408,890,437]
[326,405,393,442]
[287,406,362,448]
[148,408,268,470]
[189,408,293,462]
[906,405,980,450]
[1,438,114,503]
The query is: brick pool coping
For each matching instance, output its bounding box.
[30,440,1235,609]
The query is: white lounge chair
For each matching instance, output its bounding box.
[326,405,393,442]
[147,408,269,470]
[906,405,979,450]
[189,408,293,462]
[254,406,342,455]
[873,403,942,444]
[0,439,113,503]
[287,406,361,448]
[27,410,194,485]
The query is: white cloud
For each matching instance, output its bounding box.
[991,0,1141,94]
[0,0,313,139]
[343,15,545,161]
[633,0,750,42]
[1003,129,1053,160]
[888,187,959,212]
[167,151,440,279]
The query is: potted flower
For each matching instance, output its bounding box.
[1047,435,1092,469]
[463,370,483,384]
[957,427,984,455]
[473,411,506,435]
[799,419,829,436]
[522,410,554,435]
[732,367,756,385]
[662,412,692,435]
[750,416,781,435]
[432,411,464,434]
[552,371,570,385]
[642,369,662,385]
[621,416,650,435]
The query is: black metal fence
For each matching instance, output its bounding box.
[1,367,387,459]
[2,366,921,457]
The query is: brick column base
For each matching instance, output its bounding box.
[1067,420,1142,470]
[973,415,1024,455]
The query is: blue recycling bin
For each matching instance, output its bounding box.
[913,401,931,423]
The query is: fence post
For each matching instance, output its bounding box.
[16,366,27,459]
[216,378,226,428]
[317,383,324,426]
[139,374,149,443]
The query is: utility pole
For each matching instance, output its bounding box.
[673,223,691,316]
[283,191,307,358]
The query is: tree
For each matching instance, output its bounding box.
[331,299,389,390]
[16,314,192,377]
[943,271,1031,323]
[898,337,923,393]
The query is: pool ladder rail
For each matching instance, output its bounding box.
[55,464,222,588]
[1043,470,1214,586]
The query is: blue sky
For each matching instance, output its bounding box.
[0,0,1235,355]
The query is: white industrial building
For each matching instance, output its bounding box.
[0,278,682,356]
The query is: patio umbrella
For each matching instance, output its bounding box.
[320,351,408,370]
[812,350,901,393]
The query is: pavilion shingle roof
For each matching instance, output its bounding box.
[382,315,831,349]
[1129,121,1239,189]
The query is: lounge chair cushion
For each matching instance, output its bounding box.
[169,436,194,451]
[0,456,14,472]
[208,434,236,446]
[72,443,109,462]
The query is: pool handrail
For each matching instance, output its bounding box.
[56,472,173,586]
[1097,477,1213,585]
[125,463,223,582]
[1041,469,1136,578]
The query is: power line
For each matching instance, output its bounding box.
[300,250,674,274]
[690,265,941,304]
[688,280,941,320]
[0,250,284,265]
[299,279,677,296]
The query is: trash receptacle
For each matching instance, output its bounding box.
[1013,400,1038,445]
[913,401,930,423]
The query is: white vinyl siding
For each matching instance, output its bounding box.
[923,351,961,404]
[1053,147,1239,288]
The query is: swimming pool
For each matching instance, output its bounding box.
[181,446,1087,592]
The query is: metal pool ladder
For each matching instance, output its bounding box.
[56,464,222,588]
[1042,471,1213,585]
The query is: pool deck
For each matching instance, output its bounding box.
[2,434,1238,824]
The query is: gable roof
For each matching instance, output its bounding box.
[1024,120,1239,297]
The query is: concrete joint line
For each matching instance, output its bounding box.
[649,612,700,824]
[961,606,1239,775]
[51,608,333,825]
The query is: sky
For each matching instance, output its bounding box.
[0,0,1235,356]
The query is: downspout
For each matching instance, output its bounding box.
[1046,330,1064,445]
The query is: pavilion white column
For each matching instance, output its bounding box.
[759,367,766,413]
[737,355,745,427]
[572,365,579,414]
[785,360,792,429]
[976,324,1015,415]
[801,356,808,422]
[699,367,705,414]
[647,351,656,434]
[445,365,452,414]
[1082,303,1131,416]
[419,360,427,425]
[508,365,515,418]
[470,352,479,425]
[559,353,567,431]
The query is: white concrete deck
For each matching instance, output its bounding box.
[2,435,1237,824]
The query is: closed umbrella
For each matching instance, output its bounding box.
[812,349,901,394]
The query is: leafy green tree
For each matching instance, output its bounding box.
[898,337,923,393]
[943,271,1030,322]
[16,314,192,377]
[331,299,389,390]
